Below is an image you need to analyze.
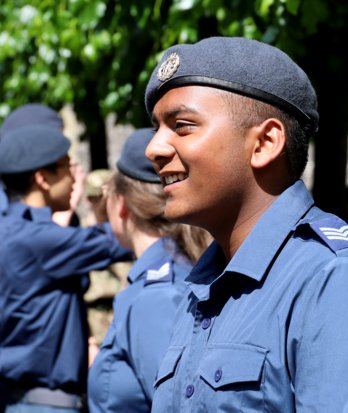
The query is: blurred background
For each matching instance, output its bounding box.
[0,0,347,219]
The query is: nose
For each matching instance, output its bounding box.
[145,129,175,166]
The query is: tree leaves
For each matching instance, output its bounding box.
[0,0,345,131]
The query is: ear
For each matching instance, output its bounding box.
[34,170,50,191]
[117,195,129,219]
[250,118,286,169]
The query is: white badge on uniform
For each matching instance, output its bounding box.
[145,262,173,285]
[309,216,348,252]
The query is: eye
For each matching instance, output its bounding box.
[174,121,195,134]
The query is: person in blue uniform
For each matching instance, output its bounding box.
[0,103,84,227]
[0,103,65,215]
[0,125,132,413]
[144,37,348,412]
[87,128,211,413]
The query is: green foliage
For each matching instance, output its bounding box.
[0,0,347,215]
[0,0,345,128]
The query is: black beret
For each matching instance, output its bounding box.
[117,128,160,183]
[0,103,64,139]
[145,37,319,135]
[0,125,71,174]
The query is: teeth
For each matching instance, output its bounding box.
[164,173,186,185]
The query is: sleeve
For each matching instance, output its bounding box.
[125,281,185,402]
[290,256,348,411]
[35,222,133,278]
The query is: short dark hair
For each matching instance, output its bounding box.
[220,91,308,180]
[1,162,59,201]
[1,171,35,201]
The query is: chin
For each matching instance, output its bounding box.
[165,206,195,225]
[165,203,210,231]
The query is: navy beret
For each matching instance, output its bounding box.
[117,128,160,183]
[0,125,71,174]
[0,103,64,139]
[145,37,318,135]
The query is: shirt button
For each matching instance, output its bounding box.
[214,369,222,382]
[185,384,194,398]
[201,318,211,329]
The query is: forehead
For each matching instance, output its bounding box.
[55,154,70,166]
[152,86,227,119]
[58,154,70,161]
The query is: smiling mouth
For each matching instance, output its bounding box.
[163,173,187,186]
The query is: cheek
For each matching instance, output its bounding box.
[52,177,72,197]
[195,145,248,196]
[60,174,74,192]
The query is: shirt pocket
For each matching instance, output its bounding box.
[154,345,184,388]
[198,344,268,412]
[199,344,267,388]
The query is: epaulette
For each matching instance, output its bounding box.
[308,216,348,253]
[144,259,173,286]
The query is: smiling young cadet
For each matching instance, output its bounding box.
[87,128,211,413]
[144,37,348,412]
[0,125,132,413]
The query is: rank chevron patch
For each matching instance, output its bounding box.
[144,261,173,286]
[146,262,170,281]
[308,216,348,252]
[319,225,348,241]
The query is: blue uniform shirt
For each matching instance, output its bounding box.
[151,180,348,412]
[88,237,193,413]
[0,202,132,394]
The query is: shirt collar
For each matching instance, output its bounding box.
[7,202,53,223]
[187,180,314,300]
[128,237,177,284]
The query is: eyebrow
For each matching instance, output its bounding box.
[152,105,199,124]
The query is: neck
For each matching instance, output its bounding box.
[214,192,278,261]
[131,228,161,259]
[21,190,47,209]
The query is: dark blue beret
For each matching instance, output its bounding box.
[0,103,64,139]
[145,37,319,135]
[117,128,160,183]
[0,125,71,174]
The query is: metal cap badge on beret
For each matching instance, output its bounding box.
[0,103,64,140]
[145,36,319,135]
[0,125,71,174]
[116,128,160,183]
